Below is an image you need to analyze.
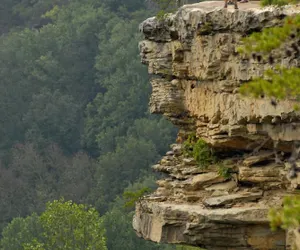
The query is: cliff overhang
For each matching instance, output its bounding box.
[134,2,300,249]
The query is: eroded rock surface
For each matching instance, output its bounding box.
[134,2,300,250]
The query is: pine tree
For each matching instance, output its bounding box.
[238,10,300,232]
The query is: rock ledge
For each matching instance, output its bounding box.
[134,2,300,250]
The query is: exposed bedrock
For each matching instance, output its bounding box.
[134,2,300,250]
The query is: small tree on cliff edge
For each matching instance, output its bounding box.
[238,8,300,232]
[238,14,300,102]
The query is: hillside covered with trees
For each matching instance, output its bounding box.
[0,0,184,249]
[1,0,299,249]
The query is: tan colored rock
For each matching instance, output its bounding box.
[134,2,300,249]
[239,164,287,186]
[286,229,300,250]
[205,180,237,191]
[166,151,174,156]
[210,190,229,197]
[293,230,300,250]
[172,145,183,156]
[203,191,263,207]
[243,151,274,166]
[140,2,300,152]
[182,158,196,165]
[149,78,185,115]
[133,202,286,250]
[187,172,225,190]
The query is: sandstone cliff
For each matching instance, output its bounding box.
[133,2,300,250]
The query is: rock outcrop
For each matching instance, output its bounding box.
[134,2,300,250]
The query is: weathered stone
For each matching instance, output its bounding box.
[293,229,300,250]
[157,180,170,187]
[141,2,300,152]
[205,180,237,191]
[166,151,174,156]
[153,164,174,174]
[290,172,300,189]
[172,145,183,156]
[239,164,287,186]
[243,151,274,166]
[203,191,263,207]
[182,158,196,165]
[187,172,226,190]
[149,78,185,115]
[210,190,229,197]
[286,229,300,250]
[181,166,207,175]
[134,2,300,249]
[139,16,176,42]
[133,202,286,250]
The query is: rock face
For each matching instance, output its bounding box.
[134,2,300,250]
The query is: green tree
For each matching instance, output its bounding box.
[238,6,300,236]
[0,3,178,250]
[101,0,146,13]
[176,246,204,250]
[0,142,98,235]
[0,0,20,33]
[12,0,67,28]
[1,200,107,250]
[269,196,300,231]
[0,167,29,231]
[92,137,159,212]
[1,213,43,250]
[103,176,175,250]
[23,88,81,153]
[40,199,107,250]
[0,0,69,32]
[0,1,112,155]
[83,14,151,156]
[239,14,300,102]
[127,117,177,156]
[59,152,97,205]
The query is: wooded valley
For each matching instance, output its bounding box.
[0,0,193,249]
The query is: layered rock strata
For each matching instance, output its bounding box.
[134,2,300,250]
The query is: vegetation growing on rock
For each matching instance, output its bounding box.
[136,1,300,249]
[0,0,178,249]
[239,8,300,235]
[269,196,300,231]
[183,134,215,168]
[239,15,300,102]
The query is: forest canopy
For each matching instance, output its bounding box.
[0,0,178,249]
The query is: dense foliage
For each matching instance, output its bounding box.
[5,0,300,248]
[1,200,107,250]
[0,0,180,249]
